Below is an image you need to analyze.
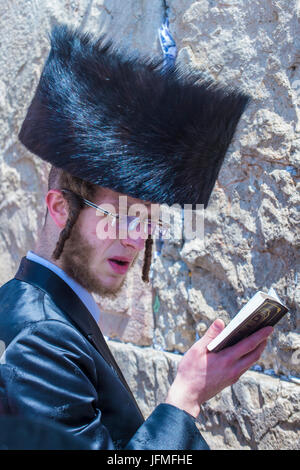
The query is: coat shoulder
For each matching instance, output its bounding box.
[0,278,74,347]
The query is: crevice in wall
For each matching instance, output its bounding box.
[161,0,170,23]
[106,337,300,385]
[78,0,94,32]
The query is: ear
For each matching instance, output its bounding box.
[45,190,69,229]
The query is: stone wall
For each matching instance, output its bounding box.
[109,340,300,450]
[0,0,299,449]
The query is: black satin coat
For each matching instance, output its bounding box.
[0,257,209,450]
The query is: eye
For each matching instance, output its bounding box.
[96,209,105,217]
[127,217,140,231]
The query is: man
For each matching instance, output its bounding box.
[0,24,273,449]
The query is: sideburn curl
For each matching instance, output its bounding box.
[142,235,153,283]
[52,190,84,260]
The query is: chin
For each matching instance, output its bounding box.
[94,273,126,295]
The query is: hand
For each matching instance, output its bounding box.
[165,319,273,418]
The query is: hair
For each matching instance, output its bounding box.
[142,235,153,283]
[45,165,153,283]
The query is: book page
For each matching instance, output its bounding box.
[267,288,284,305]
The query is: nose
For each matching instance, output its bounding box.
[119,232,146,251]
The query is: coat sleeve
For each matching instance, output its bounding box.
[0,320,209,450]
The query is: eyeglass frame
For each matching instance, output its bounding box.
[60,188,170,237]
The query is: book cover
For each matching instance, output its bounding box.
[208,298,288,353]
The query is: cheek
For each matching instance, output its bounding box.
[83,215,112,245]
[90,228,116,255]
[94,216,119,243]
[78,218,114,255]
[90,232,115,252]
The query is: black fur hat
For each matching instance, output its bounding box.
[19,24,251,208]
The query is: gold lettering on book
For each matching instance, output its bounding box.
[249,300,281,327]
[224,301,283,348]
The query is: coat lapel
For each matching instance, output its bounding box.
[14,257,144,418]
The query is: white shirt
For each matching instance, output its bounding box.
[26,250,100,324]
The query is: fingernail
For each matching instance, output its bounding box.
[214,319,225,331]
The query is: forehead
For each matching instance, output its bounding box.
[95,186,153,208]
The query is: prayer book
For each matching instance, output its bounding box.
[207,288,288,353]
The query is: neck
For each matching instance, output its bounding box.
[33,234,62,270]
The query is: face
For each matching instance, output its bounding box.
[58,187,154,297]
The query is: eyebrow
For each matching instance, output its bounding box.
[104,199,154,208]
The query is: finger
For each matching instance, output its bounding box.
[224,326,273,359]
[201,319,225,349]
[232,339,267,379]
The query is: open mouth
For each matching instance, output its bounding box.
[110,260,128,265]
[108,258,130,274]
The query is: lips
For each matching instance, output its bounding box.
[107,257,131,275]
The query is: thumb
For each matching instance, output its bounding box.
[200,319,225,348]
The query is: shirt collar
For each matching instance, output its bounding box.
[26,250,100,324]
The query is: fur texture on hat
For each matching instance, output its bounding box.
[19,24,251,208]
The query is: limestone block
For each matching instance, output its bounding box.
[108,340,300,450]
[152,255,197,353]
[89,0,164,56]
[198,371,300,450]
[94,254,154,345]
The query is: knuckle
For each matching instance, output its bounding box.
[186,346,200,362]
[231,370,243,384]
[230,364,246,383]
[229,366,238,380]
[232,375,240,385]
[228,372,239,385]
[248,336,260,351]
[254,349,263,363]
[221,353,234,369]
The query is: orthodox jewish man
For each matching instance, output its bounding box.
[0,24,273,450]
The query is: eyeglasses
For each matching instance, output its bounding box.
[61,189,170,238]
